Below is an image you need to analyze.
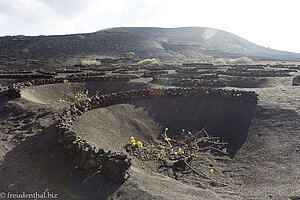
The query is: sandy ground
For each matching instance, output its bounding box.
[0,76,300,199]
[21,80,149,104]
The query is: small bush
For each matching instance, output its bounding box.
[74,90,89,102]
[126,128,228,182]
[214,58,226,65]
[81,59,101,66]
[227,57,253,64]
[58,89,89,104]
[137,58,159,65]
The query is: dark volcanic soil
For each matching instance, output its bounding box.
[0,73,300,200]
[2,27,300,68]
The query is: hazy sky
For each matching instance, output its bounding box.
[0,0,299,53]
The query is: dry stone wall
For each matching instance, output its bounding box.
[56,87,258,183]
[0,73,258,183]
[152,77,226,87]
[2,75,132,99]
[0,74,54,79]
[218,69,292,77]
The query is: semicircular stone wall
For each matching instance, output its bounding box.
[56,87,258,183]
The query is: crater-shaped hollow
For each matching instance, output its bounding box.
[71,96,257,156]
[21,79,149,104]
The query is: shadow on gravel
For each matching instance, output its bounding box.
[221,76,269,88]
[0,96,10,105]
[131,97,257,157]
[0,124,121,200]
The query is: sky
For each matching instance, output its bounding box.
[0,0,299,53]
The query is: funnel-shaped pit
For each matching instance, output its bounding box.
[21,80,148,104]
[71,94,257,156]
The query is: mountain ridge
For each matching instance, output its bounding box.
[105,27,300,61]
[0,26,300,67]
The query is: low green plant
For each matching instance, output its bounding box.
[227,57,253,64]
[74,90,89,102]
[127,128,229,159]
[137,58,159,65]
[58,89,89,104]
[81,59,101,66]
[130,137,143,148]
[126,128,228,182]
[214,58,226,65]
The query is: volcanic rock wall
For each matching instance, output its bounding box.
[0,72,258,183]
[1,75,132,98]
[56,87,258,183]
[218,69,292,77]
[152,77,226,87]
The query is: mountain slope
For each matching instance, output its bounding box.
[0,31,163,59]
[1,27,300,67]
[108,27,300,61]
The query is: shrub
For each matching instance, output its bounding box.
[227,57,254,64]
[214,58,226,65]
[81,59,101,66]
[137,58,159,65]
[125,128,228,183]
[58,89,89,104]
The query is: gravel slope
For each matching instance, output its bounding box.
[0,76,299,199]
